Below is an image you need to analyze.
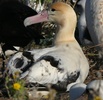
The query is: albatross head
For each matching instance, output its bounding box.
[24,2,76,26]
[24,2,77,44]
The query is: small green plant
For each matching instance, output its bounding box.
[5,72,28,100]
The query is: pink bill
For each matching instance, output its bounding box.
[24,10,48,26]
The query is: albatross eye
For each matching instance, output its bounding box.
[51,8,56,11]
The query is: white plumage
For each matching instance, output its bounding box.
[85,0,103,57]
[7,2,89,91]
[7,52,30,75]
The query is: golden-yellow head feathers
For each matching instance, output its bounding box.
[49,2,77,25]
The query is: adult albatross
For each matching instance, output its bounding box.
[85,0,103,57]
[7,2,89,91]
